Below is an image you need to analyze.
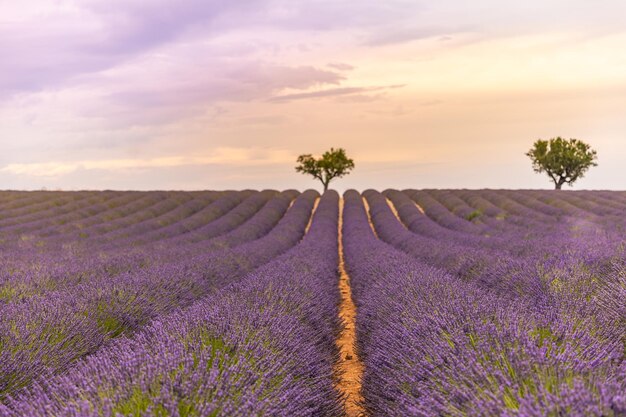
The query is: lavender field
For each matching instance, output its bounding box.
[0,189,624,416]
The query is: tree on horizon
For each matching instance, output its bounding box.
[526,137,597,189]
[295,148,355,191]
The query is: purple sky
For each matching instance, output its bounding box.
[1,0,626,191]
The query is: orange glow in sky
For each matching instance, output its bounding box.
[1,1,625,190]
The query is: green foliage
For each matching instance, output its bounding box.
[526,137,597,189]
[466,210,482,221]
[295,148,354,191]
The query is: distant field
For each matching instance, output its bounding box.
[0,189,624,416]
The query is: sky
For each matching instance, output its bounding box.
[1,0,626,191]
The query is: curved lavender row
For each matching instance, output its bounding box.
[343,190,625,417]
[365,190,501,279]
[425,190,554,234]
[83,193,207,244]
[465,190,626,241]
[394,190,613,254]
[529,191,626,230]
[468,189,555,222]
[0,192,93,226]
[65,191,239,242]
[0,191,287,307]
[456,190,507,217]
[384,189,467,239]
[427,189,492,224]
[0,191,100,226]
[26,192,156,240]
[594,190,626,207]
[0,192,240,301]
[2,192,216,243]
[508,190,620,225]
[403,189,485,234]
[533,191,608,217]
[0,191,80,211]
[1,192,128,239]
[116,190,267,247]
[368,190,626,303]
[64,193,191,241]
[411,190,626,251]
[558,192,625,215]
[384,189,530,253]
[164,190,300,251]
[23,191,232,246]
[455,190,566,232]
[0,191,308,310]
[0,191,317,398]
[123,190,276,249]
[0,192,50,211]
[36,192,174,241]
[502,190,567,217]
[0,191,341,417]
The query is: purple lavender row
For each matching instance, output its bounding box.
[0,192,52,211]
[0,192,243,299]
[0,191,341,417]
[403,189,487,234]
[430,189,561,223]
[365,189,504,279]
[423,190,559,234]
[485,191,626,234]
[0,190,307,311]
[454,190,568,232]
[0,192,94,225]
[522,190,626,227]
[54,190,243,243]
[79,193,211,245]
[127,190,282,250]
[343,190,625,416]
[385,190,610,259]
[385,189,529,252]
[63,190,247,248]
[22,192,173,241]
[0,191,316,398]
[0,192,98,227]
[0,191,285,306]
[403,190,626,261]
[462,189,555,223]
[0,191,217,243]
[366,190,625,302]
[109,191,271,247]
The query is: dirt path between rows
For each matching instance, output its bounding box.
[385,198,406,227]
[362,198,378,238]
[304,197,320,234]
[334,198,366,416]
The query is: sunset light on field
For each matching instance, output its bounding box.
[1,0,625,190]
[1,3,626,415]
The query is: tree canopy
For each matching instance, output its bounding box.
[295,148,355,191]
[526,137,597,189]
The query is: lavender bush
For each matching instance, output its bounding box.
[0,188,624,416]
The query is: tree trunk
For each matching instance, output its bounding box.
[323,182,329,192]
[555,178,566,190]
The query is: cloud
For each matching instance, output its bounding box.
[269,85,405,102]
[0,0,264,98]
[76,61,345,127]
[365,26,470,46]
[327,62,355,71]
[1,147,295,178]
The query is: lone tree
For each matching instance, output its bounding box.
[526,137,597,189]
[296,148,355,191]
